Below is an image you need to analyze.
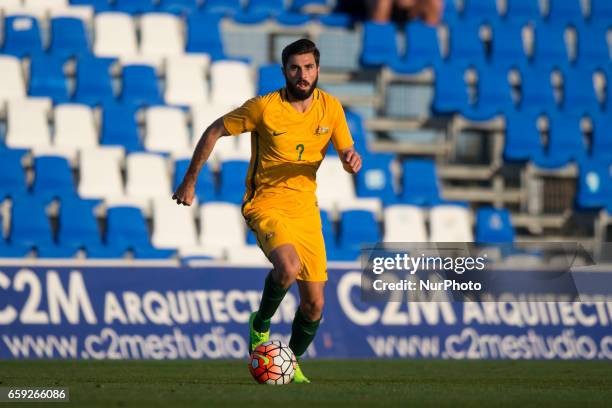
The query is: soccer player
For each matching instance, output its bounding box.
[172,39,362,383]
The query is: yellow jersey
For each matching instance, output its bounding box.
[222,88,354,213]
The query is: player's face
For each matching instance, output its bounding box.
[283,53,319,101]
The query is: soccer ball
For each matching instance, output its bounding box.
[248,340,296,385]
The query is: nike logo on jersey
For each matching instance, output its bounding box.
[272,130,287,136]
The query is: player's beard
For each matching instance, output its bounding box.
[285,75,318,101]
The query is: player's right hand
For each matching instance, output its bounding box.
[172,182,195,206]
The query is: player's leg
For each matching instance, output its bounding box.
[250,243,302,352]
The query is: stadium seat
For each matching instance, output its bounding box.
[78,147,125,200]
[431,64,469,115]
[93,12,138,58]
[275,12,311,26]
[140,13,185,58]
[0,242,30,258]
[70,0,111,12]
[316,156,357,212]
[591,115,612,161]
[338,209,380,250]
[144,106,191,154]
[401,159,440,206]
[1,15,43,58]
[186,13,226,60]
[0,150,28,199]
[57,199,102,248]
[318,13,352,28]
[114,0,155,14]
[562,68,600,115]
[344,110,368,153]
[53,103,98,156]
[151,196,198,249]
[191,103,235,147]
[125,153,172,208]
[383,204,428,242]
[219,160,249,204]
[28,54,70,104]
[105,206,152,250]
[49,16,90,58]
[5,99,52,150]
[447,22,486,68]
[576,160,612,209]
[226,245,271,266]
[73,56,116,107]
[201,0,242,15]
[355,153,396,203]
[462,0,499,23]
[200,202,246,251]
[463,66,514,121]
[100,103,143,152]
[429,204,473,242]
[533,113,586,168]
[390,20,442,74]
[174,159,216,202]
[547,0,583,25]
[85,245,127,259]
[532,23,569,70]
[37,245,79,258]
[164,55,210,107]
[504,0,541,23]
[590,0,612,23]
[475,207,515,243]
[490,22,528,69]
[360,21,398,68]
[442,0,458,23]
[0,55,26,104]
[120,64,163,107]
[24,0,68,9]
[518,68,558,114]
[258,63,285,95]
[133,246,176,259]
[576,25,610,69]
[210,60,255,106]
[157,0,199,15]
[319,209,337,246]
[32,155,77,202]
[503,112,543,162]
[9,197,54,248]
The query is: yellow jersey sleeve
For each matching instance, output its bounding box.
[330,101,354,153]
[222,97,263,136]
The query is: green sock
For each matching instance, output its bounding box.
[289,308,321,358]
[253,272,289,332]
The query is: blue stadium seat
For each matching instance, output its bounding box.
[0,150,27,199]
[9,198,54,248]
[462,0,500,23]
[105,206,151,250]
[360,21,398,68]
[86,245,127,259]
[504,0,541,24]
[49,17,90,58]
[57,199,101,248]
[69,0,112,12]
[401,159,440,205]
[186,13,226,60]
[32,156,77,202]
[463,66,514,121]
[562,68,600,115]
[318,13,352,28]
[532,23,570,70]
[590,0,612,23]
[157,0,199,15]
[503,112,543,162]
[248,0,285,15]
[246,229,257,245]
[490,21,528,69]
[28,54,70,104]
[519,68,558,114]
[475,207,515,243]
[355,153,396,203]
[576,160,612,209]
[37,245,79,258]
[0,242,30,258]
[533,113,586,168]
[74,56,116,107]
[291,0,328,12]
[275,12,311,26]
[1,15,43,58]
[120,64,162,107]
[202,0,242,15]
[219,160,249,204]
[344,110,368,153]
[258,63,285,95]
[390,20,441,74]
[320,210,336,247]
[339,210,380,250]
[100,103,143,152]
[442,0,459,23]
[133,246,176,259]
[547,0,583,25]
[114,0,156,14]
[431,64,469,115]
[447,21,486,68]
[174,159,216,202]
[576,25,610,69]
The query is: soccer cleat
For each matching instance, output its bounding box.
[248,312,269,353]
[292,360,311,384]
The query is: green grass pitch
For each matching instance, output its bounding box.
[2,360,611,407]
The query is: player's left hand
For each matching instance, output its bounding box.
[342,149,362,174]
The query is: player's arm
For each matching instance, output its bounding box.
[172,117,228,206]
[340,146,362,174]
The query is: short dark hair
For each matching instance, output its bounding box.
[281,38,320,68]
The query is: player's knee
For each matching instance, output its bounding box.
[300,298,324,321]
[273,258,301,288]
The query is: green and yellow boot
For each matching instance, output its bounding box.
[248,312,269,353]
[293,359,311,384]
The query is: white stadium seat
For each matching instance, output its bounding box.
[48,5,94,22]
[429,204,473,242]
[0,55,26,105]
[165,54,210,107]
[0,0,22,11]
[199,202,246,250]
[151,197,198,249]
[316,156,356,212]
[144,106,191,154]
[78,147,125,200]
[24,0,68,10]
[210,60,255,107]
[226,245,271,266]
[5,99,52,149]
[53,103,98,159]
[383,204,428,242]
[125,153,172,209]
[2,5,47,19]
[191,102,234,146]
[94,12,137,58]
[140,13,184,58]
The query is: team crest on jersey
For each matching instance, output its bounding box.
[265,232,275,241]
[315,126,329,135]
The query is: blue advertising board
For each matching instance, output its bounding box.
[0,265,611,360]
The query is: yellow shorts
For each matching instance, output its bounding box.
[242,199,327,282]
